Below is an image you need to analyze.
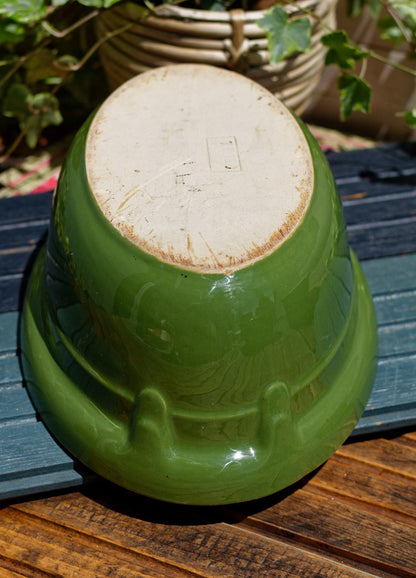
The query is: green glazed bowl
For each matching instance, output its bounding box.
[21,64,377,505]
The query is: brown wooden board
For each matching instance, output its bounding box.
[2,428,415,577]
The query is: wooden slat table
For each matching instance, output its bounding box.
[1,142,416,576]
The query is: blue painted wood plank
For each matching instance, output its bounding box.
[348,217,416,261]
[0,245,37,276]
[0,311,19,353]
[362,254,416,296]
[373,290,416,325]
[327,142,416,182]
[378,322,416,358]
[340,179,416,200]
[0,467,87,502]
[343,190,416,225]
[0,420,76,478]
[0,221,48,250]
[355,404,416,436]
[0,354,21,386]
[0,276,24,313]
[0,191,53,226]
[0,420,93,501]
[365,356,416,412]
[0,385,36,422]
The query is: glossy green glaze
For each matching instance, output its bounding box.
[21,114,377,505]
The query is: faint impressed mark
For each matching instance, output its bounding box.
[207,136,241,172]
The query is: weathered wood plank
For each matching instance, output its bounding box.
[0,420,77,480]
[0,192,52,226]
[365,356,416,410]
[0,311,18,353]
[374,290,416,325]
[11,491,381,578]
[238,487,416,576]
[348,218,416,261]
[0,468,87,503]
[362,253,416,295]
[310,456,416,518]
[0,245,37,277]
[0,221,48,251]
[327,142,416,182]
[340,178,416,199]
[378,322,416,357]
[0,386,35,422]
[0,276,24,314]
[343,190,416,225]
[0,354,21,386]
[337,437,416,478]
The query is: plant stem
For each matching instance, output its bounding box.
[381,0,414,48]
[0,116,37,164]
[41,9,99,39]
[369,49,416,77]
[0,52,35,91]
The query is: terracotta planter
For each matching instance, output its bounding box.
[96,0,337,114]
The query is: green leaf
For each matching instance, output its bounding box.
[0,20,25,45]
[322,30,369,70]
[73,0,123,6]
[0,0,47,23]
[3,83,63,148]
[31,92,63,126]
[257,6,311,64]
[24,49,58,84]
[346,0,381,17]
[390,0,416,23]
[399,108,416,127]
[103,0,126,5]
[378,16,406,44]
[338,73,371,120]
[2,82,30,120]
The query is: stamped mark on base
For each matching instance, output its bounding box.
[207,136,241,172]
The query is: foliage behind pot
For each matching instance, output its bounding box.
[95,0,336,115]
[1,0,416,157]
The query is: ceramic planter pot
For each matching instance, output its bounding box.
[21,64,377,505]
[96,0,337,115]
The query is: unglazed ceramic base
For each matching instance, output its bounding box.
[86,65,313,273]
[21,65,377,505]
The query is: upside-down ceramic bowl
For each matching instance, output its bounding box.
[21,64,377,505]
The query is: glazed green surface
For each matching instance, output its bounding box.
[21,116,377,504]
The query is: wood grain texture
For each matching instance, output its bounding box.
[1,430,414,577]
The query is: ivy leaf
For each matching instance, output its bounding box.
[0,0,47,24]
[3,83,63,148]
[390,0,416,23]
[73,0,123,6]
[24,49,58,84]
[378,16,407,44]
[399,108,416,127]
[2,83,30,121]
[0,20,25,45]
[257,6,311,64]
[322,31,369,70]
[338,73,372,121]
